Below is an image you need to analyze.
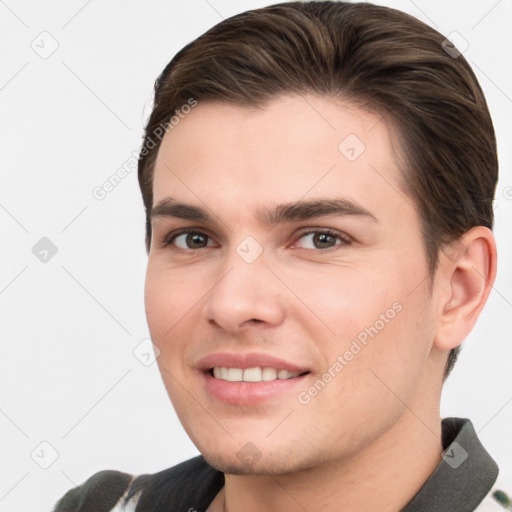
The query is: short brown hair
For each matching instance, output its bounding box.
[137,1,498,380]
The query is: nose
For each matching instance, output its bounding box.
[201,249,286,333]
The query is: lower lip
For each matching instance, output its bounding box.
[201,371,309,405]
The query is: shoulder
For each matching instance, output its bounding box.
[52,455,224,512]
[51,469,135,511]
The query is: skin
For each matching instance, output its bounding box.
[144,94,496,512]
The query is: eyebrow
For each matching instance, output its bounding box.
[151,197,378,226]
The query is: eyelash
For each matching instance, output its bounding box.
[158,228,352,252]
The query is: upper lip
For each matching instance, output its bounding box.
[196,352,310,374]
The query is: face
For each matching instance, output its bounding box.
[144,94,443,475]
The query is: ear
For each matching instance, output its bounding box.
[433,226,497,351]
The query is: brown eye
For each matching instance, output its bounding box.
[295,230,351,250]
[163,231,214,250]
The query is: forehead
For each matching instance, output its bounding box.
[152,94,409,221]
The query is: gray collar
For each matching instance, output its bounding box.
[401,417,498,511]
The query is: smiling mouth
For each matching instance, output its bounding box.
[209,367,310,383]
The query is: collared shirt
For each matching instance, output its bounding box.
[52,417,499,512]
[401,417,499,511]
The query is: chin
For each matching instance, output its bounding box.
[199,443,323,477]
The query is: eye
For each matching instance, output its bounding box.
[160,230,215,250]
[294,229,351,250]
[159,228,351,252]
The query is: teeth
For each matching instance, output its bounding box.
[212,367,301,382]
[243,367,262,382]
[227,368,243,381]
[262,367,277,381]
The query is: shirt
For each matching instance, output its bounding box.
[51,417,499,512]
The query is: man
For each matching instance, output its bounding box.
[52,1,500,510]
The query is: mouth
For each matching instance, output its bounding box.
[196,352,312,405]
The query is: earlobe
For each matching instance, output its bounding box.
[433,227,497,351]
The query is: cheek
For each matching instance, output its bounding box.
[284,264,400,343]
[144,266,199,350]
[336,286,434,412]
[289,261,432,382]
[297,300,431,439]
[144,268,198,408]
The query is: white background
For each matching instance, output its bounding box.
[1,1,511,510]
